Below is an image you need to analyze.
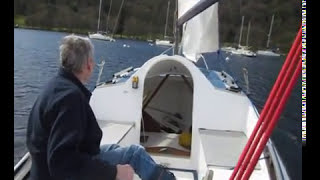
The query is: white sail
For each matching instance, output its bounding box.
[178,0,219,62]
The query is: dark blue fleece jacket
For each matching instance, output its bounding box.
[26,68,116,180]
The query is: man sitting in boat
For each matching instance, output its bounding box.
[26,35,176,180]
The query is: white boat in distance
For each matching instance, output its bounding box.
[14,1,291,180]
[257,15,281,57]
[89,0,115,42]
[155,39,173,47]
[221,46,236,53]
[242,19,257,57]
[239,47,257,57]
[230,16,256,57]
[230,46,257,57]
[242,50,257,57]
[155,1,174,47]
[257,50,280,57]
[88,32,115,42]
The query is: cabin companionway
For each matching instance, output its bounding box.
[140,59,194,160]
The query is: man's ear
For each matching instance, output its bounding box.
[86,58,91,70]
[88,58,94,72]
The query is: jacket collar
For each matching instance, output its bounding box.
[58,68,92,101]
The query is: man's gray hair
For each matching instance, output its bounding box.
[59,34,94,73]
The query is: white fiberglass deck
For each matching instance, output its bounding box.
[98,121,134,145]
[199,128,260,169]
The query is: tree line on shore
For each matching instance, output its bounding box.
[14,0,301,53]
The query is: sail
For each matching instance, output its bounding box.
[178,0,219,62]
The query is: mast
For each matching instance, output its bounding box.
[97,0,102,32]
[164,1,170,38]
[246,20,251,47]
[106,0,113,33]
[173,0,179,55]
[238,15,244,48]
[111,0,125,38]
[173,0,175,40]
[149,21,153,40]
[266,14,275,48]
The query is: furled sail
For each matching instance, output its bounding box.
[178,0,219,62]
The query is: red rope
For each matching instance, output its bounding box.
[236,42,302,180]
[241,47,302,180]
[239,42,301,180]
[230,26,302,180]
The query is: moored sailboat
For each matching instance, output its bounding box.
[88,0,115,42]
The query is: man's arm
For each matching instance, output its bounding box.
[46,92,117,180]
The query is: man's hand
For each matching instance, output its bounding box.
[116,164,134,180]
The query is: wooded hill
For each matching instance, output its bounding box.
[14,0,301,53]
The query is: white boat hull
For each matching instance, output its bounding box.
[88,33,115,42]
[155,39,173,47]
[242,50,257,57]
[257,50,281,57]
[231,48,257,57]
[221,47,236,53]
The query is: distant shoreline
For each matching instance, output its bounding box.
[14,25,158,42]
[14,25,286,56]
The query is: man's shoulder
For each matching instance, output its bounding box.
[41,75,84,105]
[52,74,79,90]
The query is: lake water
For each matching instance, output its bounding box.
[14,28,301,179]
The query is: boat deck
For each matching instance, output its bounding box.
[198,128,259,169]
